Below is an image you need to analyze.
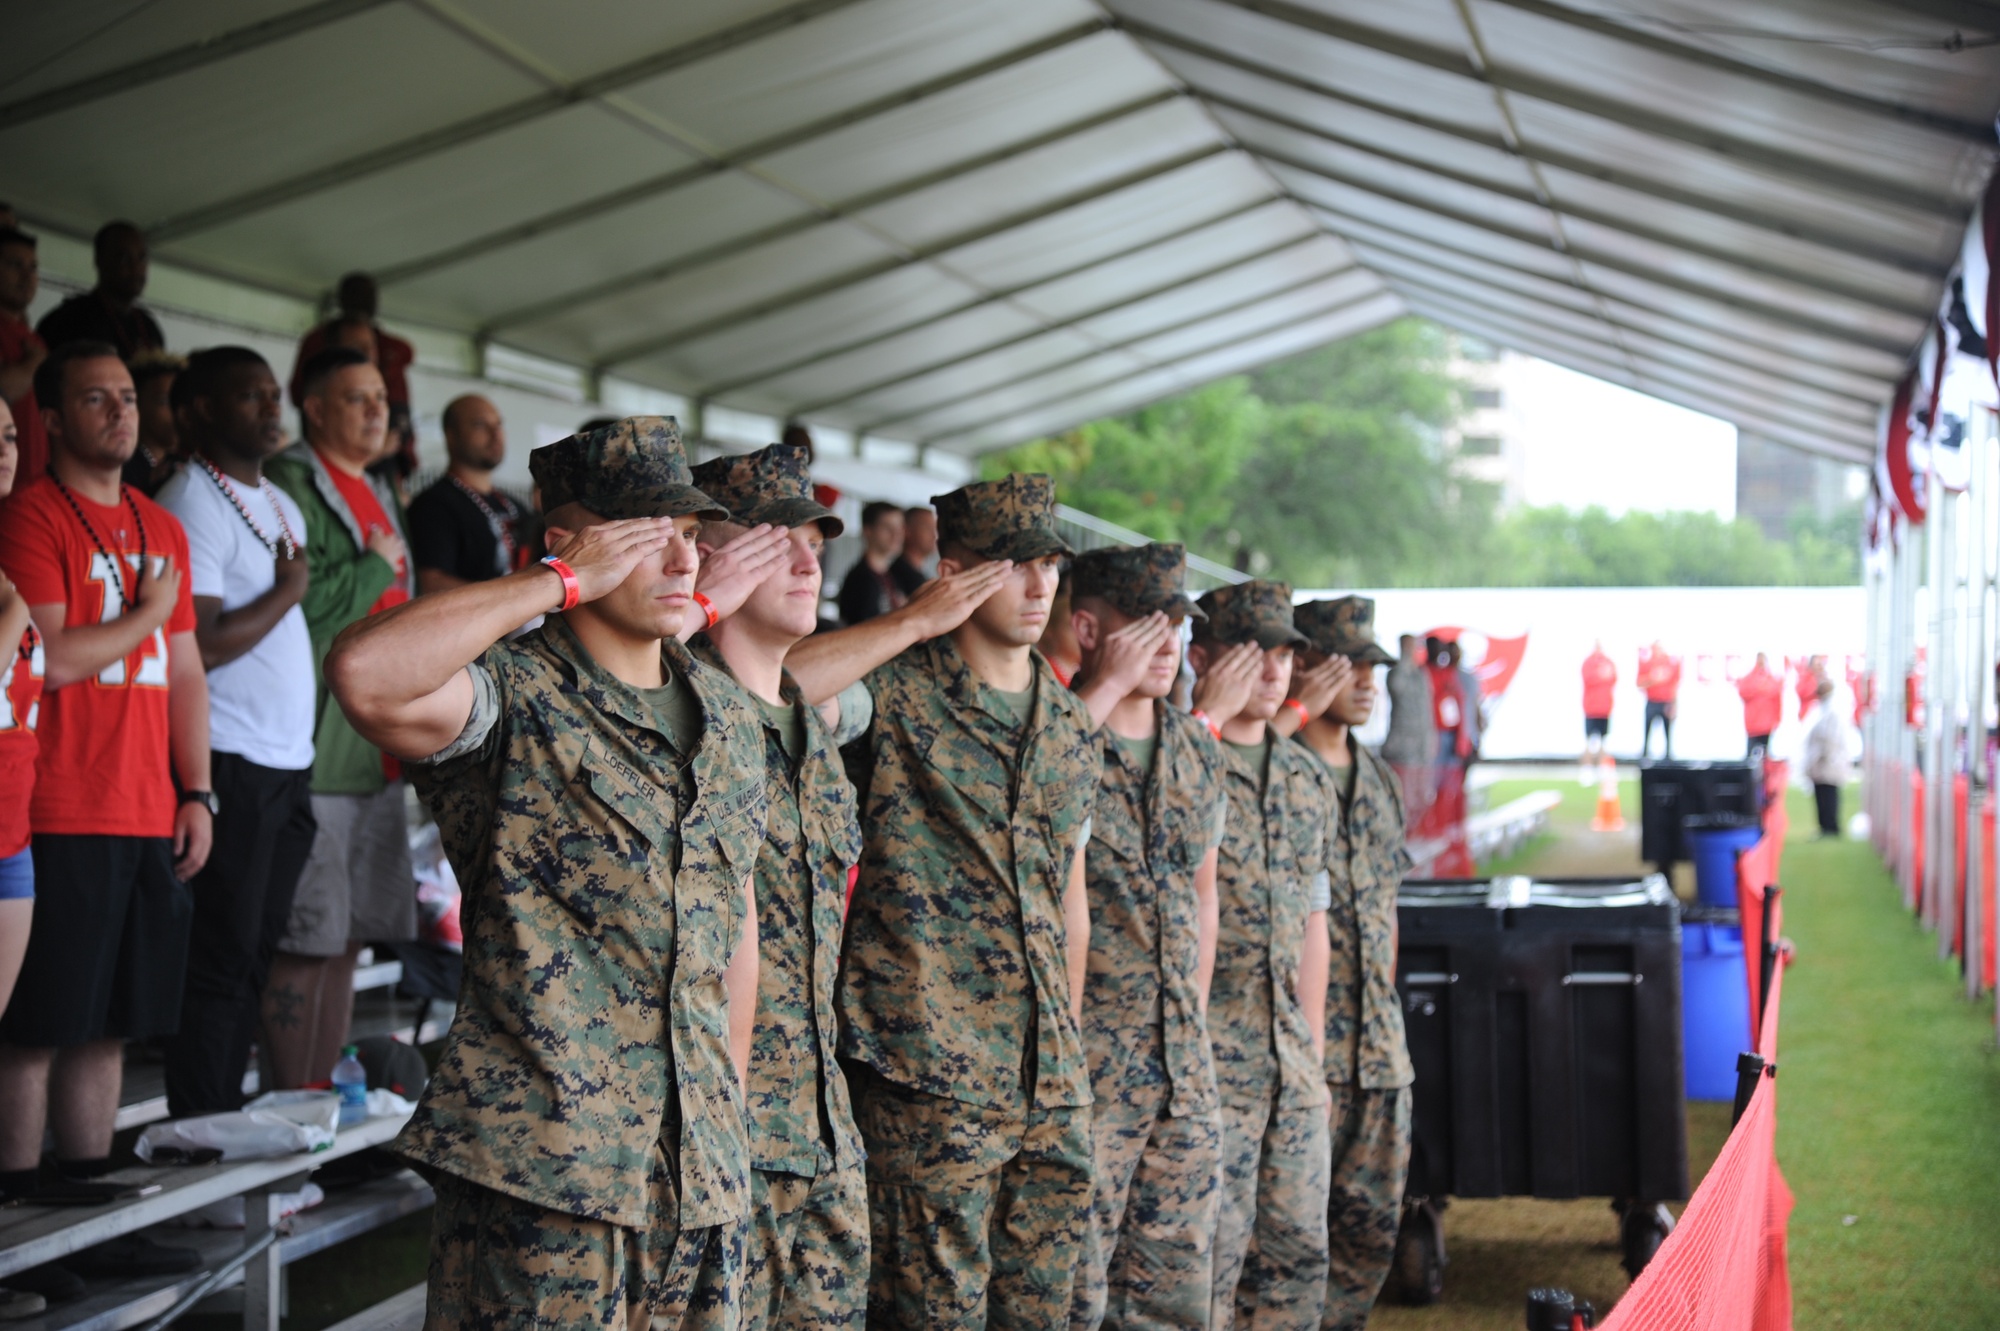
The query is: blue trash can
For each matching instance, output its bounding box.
[1683,814,1761,907]
[1681,921,1750,1101]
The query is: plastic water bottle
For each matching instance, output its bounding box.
[332,1046,368,1128]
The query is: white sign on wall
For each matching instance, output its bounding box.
[1299,585,1867,763]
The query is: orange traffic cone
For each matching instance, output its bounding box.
[1590,757,1625,832]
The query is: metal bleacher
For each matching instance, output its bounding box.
[2,953,451,1331]
[0,1114,424,1331]
[113,958,448,1136]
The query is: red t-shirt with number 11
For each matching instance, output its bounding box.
[0,477,197,839]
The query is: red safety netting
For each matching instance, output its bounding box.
[1983,794,1997,990]
[1598,937,1792,1331]
[1734,768,1788,1030]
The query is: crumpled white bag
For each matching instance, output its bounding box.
[135,1090,340,1163]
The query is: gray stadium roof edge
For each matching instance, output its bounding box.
[7,0,1998,466]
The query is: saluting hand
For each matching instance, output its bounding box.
[543,518,683,605]
[1191,641,1260,730]
[1290,654,1354,720]
[693,524,789,623]
[899,560,1012,640]
[1083,611,1175,698]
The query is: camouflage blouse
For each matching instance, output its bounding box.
[396,618,768,1229]
[1321,737,1415,1089]
[1209,733,1337,1110]
[837,637,1100,1111]
[1082,702,1226,1119]
[689,636,864,1178]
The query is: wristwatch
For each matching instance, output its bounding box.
[179,790,220,817]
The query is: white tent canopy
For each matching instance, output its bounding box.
[6,0,1996,462]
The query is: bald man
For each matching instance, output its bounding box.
[407,394,539,594]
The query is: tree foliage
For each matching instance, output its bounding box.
[1446,503,1860,587]
[985,318,1859,588]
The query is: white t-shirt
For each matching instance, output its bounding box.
[157,464,316,771]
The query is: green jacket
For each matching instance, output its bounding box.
[266,444,412,795]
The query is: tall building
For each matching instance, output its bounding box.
[1447,337,1529,509]
[1735,433,1859,540]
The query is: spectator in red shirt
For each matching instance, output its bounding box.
[0,227,47,492]
[1581,640,1616,770]
[287,275,417,485]
[1796,653,1827,722]
[0,344,211,1273]
[33,223,166,362]
[1737,652,1784,757]
[1426,636,1465,761]
[1637,642,1681,761]
[265,347,415,1091]
[0,400,44,1024]
[287,275,413,409]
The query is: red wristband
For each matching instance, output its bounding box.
[1283,698,1311,727]
[1191,709,1222,741]
[540,555,580,611]
[691,591,720,630]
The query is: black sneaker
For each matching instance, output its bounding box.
[6,1264,85,1302]
[65,1234,202,1278]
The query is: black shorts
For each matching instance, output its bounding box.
[1584,717,1609,739]
[0,834,192,1047]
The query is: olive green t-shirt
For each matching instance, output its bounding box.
[637,668,702,754]
[758,695,805,763]
[1112,730,1158,776]
[1224,734,1272,793]
[991,680,1036,730]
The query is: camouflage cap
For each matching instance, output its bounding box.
[1295,595,1396,665]
[931,473,1072,563]
[689,441,843,536]
[1192,579,1309,650]
[529,416,727,522]
[1070,542,1207,622]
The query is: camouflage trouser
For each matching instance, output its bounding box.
[1321,1085,1413,1331]
[1212,1089,1331,1331]
[1068,1068,1220,1331]
[744,1165,869,1331]
[846,1062,1094,1330]
[423,1159,743,1331]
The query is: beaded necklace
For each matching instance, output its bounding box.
[449,473,520,575]
[196,456,300,558]
[51,480,148,611]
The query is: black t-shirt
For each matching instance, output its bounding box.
[836,561,904,627]
[407,477,539,583]
[35,292,165,361]
[889,556,928,597]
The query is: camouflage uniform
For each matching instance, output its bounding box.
[688,445,869,1331]
[1195,582,1335,1331]
[837,475,1101,1330]
[1294,599,1415,1331]
[1067,545,1225,1331]
[395,420,767,1331]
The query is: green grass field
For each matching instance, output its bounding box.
[1772,786,2000,1327]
